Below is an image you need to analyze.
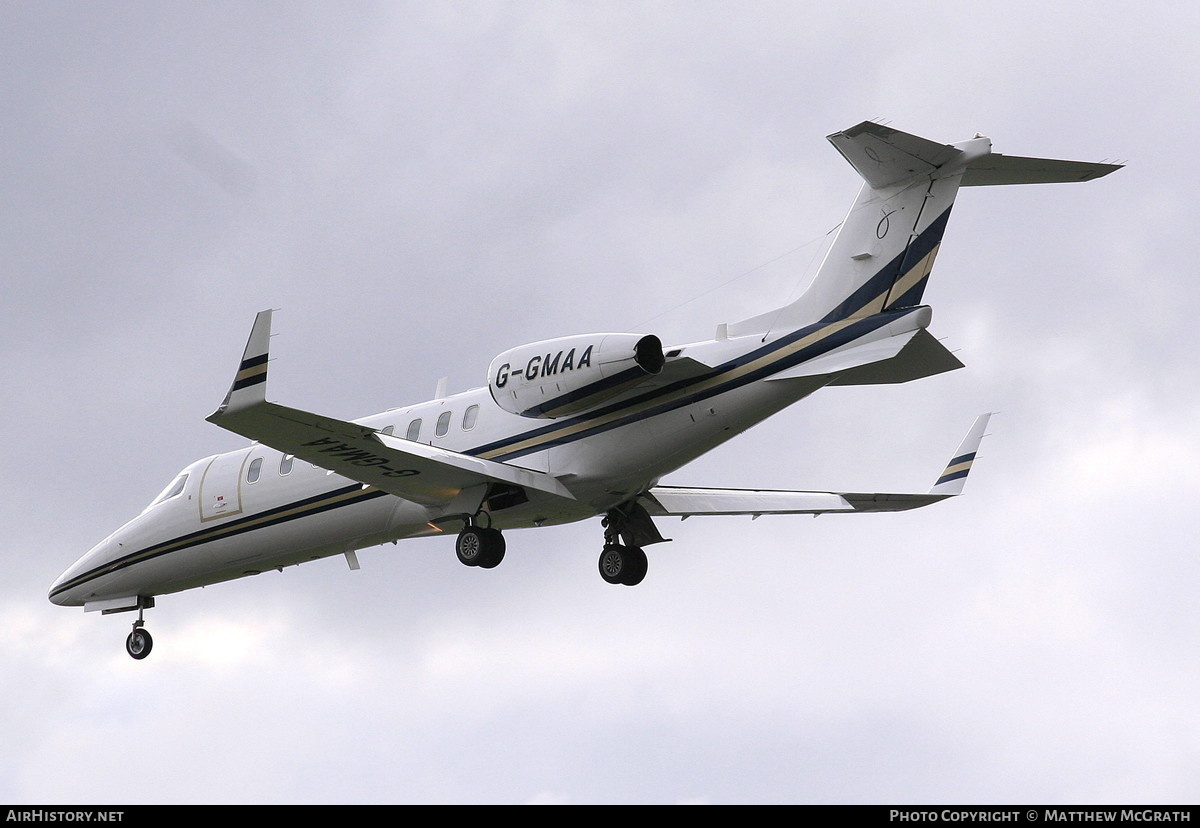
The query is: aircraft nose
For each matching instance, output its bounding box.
[48,575,73,606]
[49,558,88,606]
[48,567,80,606]
[48,540,110,607]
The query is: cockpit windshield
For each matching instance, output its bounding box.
[146,473,189,510]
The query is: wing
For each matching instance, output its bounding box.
[206,310,575,507]
[642,414,991,518]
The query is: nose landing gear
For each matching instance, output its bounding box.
[121,598,155,660]
[125,622,153,660]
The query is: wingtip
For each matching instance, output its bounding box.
[929,413,993,496]
[209,310,273,420]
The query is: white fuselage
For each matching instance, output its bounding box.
[49,329,830,608]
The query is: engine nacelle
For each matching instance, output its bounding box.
[489,333,666,419]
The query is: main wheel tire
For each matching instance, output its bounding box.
[456,527,485,566]
[125,628,153,660]
[620,546,647,586]
[598,544,629,585]
[476,528,506,569]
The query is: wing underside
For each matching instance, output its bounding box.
[644,413,991,518]
[642,487,949,517]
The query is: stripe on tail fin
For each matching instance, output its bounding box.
[818,202,954,323]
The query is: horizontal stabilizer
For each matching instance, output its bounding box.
[827,328,963,386]
[963,154,1122,186]
[763,306,962,387]
[828,122,963,189]
[766,328,922,382]
[828,122,1123,189]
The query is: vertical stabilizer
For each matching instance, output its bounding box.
[730,122,986,338]
[729,122,1120,339]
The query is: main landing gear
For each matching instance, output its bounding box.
[451,500,664,587]
[598,543,647,586]
[596,506,656,586]
[455,515,506,569]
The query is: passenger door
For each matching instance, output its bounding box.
[198,449,250,521]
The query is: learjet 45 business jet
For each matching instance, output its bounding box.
[50,122,1120,659]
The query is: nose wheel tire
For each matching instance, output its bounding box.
[125,627,153,660]
[598,544,647,586]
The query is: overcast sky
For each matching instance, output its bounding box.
[4,0,1197,805]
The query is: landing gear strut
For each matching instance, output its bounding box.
[455,513,505,569]
[124,601,154,660]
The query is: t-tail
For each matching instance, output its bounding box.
[730,121,1122,340]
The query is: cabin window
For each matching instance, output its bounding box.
[279,454,294,476]
[247,457,263,483]
[381,425,395,436]
[463,404,479,431]
[406,419,422,441]
[436,410,452,437]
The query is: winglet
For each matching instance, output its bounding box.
[210,309,273,418]
[929,413,992,496]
